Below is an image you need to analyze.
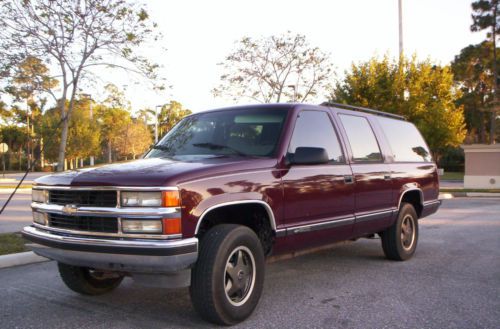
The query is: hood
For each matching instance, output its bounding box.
[34,156,277,187]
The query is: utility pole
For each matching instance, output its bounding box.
[398,0,403,57]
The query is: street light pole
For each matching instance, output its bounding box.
[398,0,403,57]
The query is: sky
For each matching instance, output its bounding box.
[105,0,487,113]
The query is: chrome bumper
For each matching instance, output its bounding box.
[22,226,198,274]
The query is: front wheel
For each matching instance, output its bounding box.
[380,202,419,261]
[190,224,265,325]
[58,263,124,295]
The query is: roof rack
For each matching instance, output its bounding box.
[320,102,406,120]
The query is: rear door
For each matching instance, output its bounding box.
[336,113,393,236]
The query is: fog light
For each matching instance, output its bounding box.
[33,211,47,225]
[32,189,47,203]
[122,219,162,234]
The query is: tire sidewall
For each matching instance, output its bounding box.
[395,204,419,260]
[209,226,265,324]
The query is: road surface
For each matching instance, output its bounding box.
[0,198,499,328]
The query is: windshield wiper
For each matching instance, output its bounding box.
[192,143,247,156]
[152,145,171,151]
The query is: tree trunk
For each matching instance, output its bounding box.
[108,140,112,163]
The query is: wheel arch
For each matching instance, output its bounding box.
[398,187,424,217]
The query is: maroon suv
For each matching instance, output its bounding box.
[23,103,440,325]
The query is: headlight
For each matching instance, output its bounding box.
[121,192,162,207]
[32,211,47,225]
[120,191,180,207]
[32,189,47,203]
[122,219,162,234]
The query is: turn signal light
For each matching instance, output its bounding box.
[162,191,181,207]
[162,218,182,235]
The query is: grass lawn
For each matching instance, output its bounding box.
[0,233,28,256]
[441,172,464,181]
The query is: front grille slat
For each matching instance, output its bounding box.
[49,190,117,207]
[48,214,118,233]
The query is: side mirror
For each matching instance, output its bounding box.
[289,147,329,165]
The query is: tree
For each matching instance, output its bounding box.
[471,0,499,143]
[0,0,162,171]
[4,56,58,168]
[213,32,334,103]
[115,119,152,160]
[157,101,192,138]
[331,55,466,162]
[96,106,132,163]
[41,98,100,168]
[451,42,500,143]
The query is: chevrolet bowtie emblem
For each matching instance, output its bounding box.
[62,204,78,215]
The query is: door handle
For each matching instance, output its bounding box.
[344,175,354,184]
[384,173,392,180]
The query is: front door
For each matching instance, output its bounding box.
[282,110,355,250]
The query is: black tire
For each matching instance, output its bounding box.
[190,224,265,325]
[58,263,123,295]
[381,202,419,261]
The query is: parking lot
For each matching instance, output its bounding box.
[0,198,499,329]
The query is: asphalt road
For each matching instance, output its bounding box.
[0,198,499,329]
[0,190,31,233]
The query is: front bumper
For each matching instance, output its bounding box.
[22,226,198,273]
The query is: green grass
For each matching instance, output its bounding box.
[0,233,28,256]
[440,172,464,181]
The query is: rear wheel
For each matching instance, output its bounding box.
[190,224,265,325]
[58,263,123,295]
[381,202,419,261]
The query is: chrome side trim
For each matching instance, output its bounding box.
[354,208,395,223]
[33,223,182,240]
[194,200,277,235]
[33,185,179,191]
[397,187,424,210]
[32,202,180,218]
[288,216,355,235]
[423,200,440,206]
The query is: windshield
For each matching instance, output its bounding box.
[146,108,288,160]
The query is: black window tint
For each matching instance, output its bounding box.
[339,114,382,162]
[288,111,344,163]
[377,117,432,162]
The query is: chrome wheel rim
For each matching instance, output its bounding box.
[401,214,416,251]
[224,246,256,307]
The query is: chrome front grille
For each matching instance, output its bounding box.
[48,213,118,233]
[49,190,117,207]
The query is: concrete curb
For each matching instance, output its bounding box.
[0,251,49,269]
[439,191,500,199]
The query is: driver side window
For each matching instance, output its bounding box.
[288,111,344,163]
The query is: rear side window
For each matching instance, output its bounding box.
[377,117,432,162]
[339,114,382,162]
[288,111,344,163]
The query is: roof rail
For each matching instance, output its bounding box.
[320,102,406,120]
